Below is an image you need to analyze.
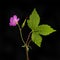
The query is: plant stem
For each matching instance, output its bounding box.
[26,31,32,45]
[25,31,32,60]
[17,23,32,60]
[17,23,25,44]
[28,39,32,46]
[26,45,29,60]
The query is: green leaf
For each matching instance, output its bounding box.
[36,24,56,36]
[21,19,26,28]
[31,32,42,47]
[27,8,40,30]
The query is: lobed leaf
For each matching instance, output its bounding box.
[36,24,56,36]
[27,8,40,30]
[31,32,42,47]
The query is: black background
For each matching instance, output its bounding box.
[0,1,60,60]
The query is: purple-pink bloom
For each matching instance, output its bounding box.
[9,15,20,26]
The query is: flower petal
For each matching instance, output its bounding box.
[9,15,20,26]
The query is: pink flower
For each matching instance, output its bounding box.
[9,15,20,26]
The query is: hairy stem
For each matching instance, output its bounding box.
[17,23,25,44]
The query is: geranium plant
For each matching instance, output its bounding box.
[9,8,56,60]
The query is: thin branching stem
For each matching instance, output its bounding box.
[17,23,32,60]
[17,23,25,44]
[26,31,32,45]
